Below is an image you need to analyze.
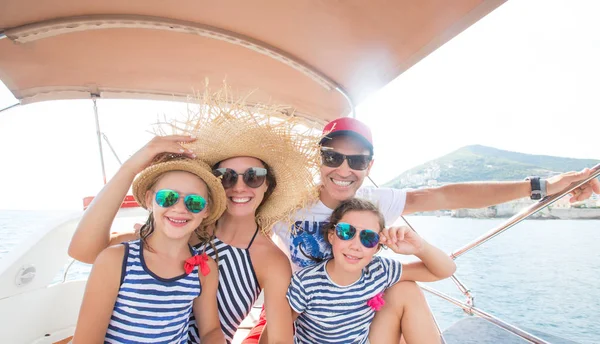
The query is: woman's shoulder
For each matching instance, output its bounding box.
[251,234,292,278]
[251,232,288,260]
[198,255,219,284]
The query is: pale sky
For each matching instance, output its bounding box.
[1,0,599,210]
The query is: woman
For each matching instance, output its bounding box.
[68,87,321,343]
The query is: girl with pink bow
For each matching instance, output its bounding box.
[73,142,228,344]
[287,198,456,344]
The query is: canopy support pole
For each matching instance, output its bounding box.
[102,133,123,165]
[0,102,20,113]
[92,95,108,185]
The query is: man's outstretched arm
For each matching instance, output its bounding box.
[403,167,600,215]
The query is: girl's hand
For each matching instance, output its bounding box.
[123,135,196,174]
[379,226,424,255]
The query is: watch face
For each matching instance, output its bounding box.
[531,191,542,200]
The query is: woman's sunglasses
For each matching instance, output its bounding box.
[212,167,268,189]
[335,222,380,248]
[321,148,372,171]
[155,189,207,213]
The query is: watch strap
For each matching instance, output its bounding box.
[540,178,548,198]
[526,176,542,200]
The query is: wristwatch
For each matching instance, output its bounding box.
[525,176,545,200]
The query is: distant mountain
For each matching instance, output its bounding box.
[384,145,600,188]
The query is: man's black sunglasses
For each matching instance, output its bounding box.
[320,148,372,171]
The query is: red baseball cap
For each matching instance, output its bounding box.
[320,117,373,154]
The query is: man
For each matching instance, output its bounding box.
[246,116,600,343]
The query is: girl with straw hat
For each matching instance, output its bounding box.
[69,87,322,344]
[72,146,227,343]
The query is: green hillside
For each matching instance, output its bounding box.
[384,145,600,188]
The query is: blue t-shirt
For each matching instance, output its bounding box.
[286,256,403,344]
[273,187,407,272]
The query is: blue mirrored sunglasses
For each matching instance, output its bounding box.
[335,222,380,248]
[154,189,206,213]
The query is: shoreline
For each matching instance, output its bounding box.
[413,207,600,220]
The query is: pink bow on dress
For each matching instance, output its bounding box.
[184,253,210,276]
[367,292,385,311]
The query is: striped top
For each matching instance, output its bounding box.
[287,256,402,344]
[106,240,201,344]
[188,230,261,343]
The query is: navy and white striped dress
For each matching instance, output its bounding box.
[105,240,201,343]
[188,230,261,343]
[286,256,402,344]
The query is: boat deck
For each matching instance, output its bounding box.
[50,314,582,344]
[230,308,582,344]
[442,317,581,344]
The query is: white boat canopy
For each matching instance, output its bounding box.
[0,0,506,123]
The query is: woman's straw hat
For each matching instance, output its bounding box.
[167,85,321,233]
[132,155,227,226]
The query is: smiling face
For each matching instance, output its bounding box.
[328,210,382,274]
[145,171,210,240]
[217,156,270,219]
[320,135,373,208]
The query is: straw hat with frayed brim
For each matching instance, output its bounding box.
[132,156,227,226]
[162,84,322,233]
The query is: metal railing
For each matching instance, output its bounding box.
[397,164,600,343]
[420,284,551,344]
[451,163,600,259]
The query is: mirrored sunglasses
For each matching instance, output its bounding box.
[154,189,207,213]
[335,222,380,248]
[321,149,372,171]
[212,167,268,189]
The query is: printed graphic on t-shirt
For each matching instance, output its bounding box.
[273,188,407,272]
[289,220,332,269]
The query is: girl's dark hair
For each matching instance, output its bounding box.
[139,171,216,253]
[300,198,385,263]
[322,198,385,246]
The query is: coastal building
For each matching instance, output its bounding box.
[591,193,600,207]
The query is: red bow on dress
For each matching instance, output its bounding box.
[184,253,210,276]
